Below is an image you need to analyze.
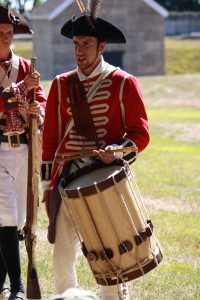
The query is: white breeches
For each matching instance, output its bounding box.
[0,142,28,229]
[53,200,128,300]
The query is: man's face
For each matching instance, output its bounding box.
[73,36,106,76]
[0,24,14,55]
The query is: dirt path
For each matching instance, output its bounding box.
[143,196,200,214]
[153,122,200,143]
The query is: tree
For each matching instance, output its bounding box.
[155,0,200,11]
[18,0,43,13]
[0,0,12,7]
[0,0,44,12]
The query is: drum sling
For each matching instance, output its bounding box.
[67,70,99,148]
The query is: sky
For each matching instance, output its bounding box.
[12,0,47,12]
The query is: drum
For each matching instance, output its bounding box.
[59,160,163,286]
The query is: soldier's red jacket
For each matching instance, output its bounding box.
[0,55,46,113]
[41,64,150,188]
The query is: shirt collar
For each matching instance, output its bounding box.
[0,51,12,70]
[77,56,108,81]
[0,50,12,63]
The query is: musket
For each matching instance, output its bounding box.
[56,145,138,162]
[24,57,41,300]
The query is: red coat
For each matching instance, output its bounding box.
[0,56,46,112]
[42,67,149,187]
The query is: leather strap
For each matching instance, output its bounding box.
[67,70,99,148]
[0,113,7,143]
[0,53,19,89]
[0,54,28,143]
[2,132,27,144]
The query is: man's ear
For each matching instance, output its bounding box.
[100,41,106,53]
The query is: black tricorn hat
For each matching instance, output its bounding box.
[61,16,126,43]
[0,6,33,35]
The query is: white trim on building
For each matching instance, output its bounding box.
[30,0,73,20]
[48,0,74,20]
[143,0,169,17]
[30,0,169,20]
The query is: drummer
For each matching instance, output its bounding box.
[41,1,150,299]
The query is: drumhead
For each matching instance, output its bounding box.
[66,165,121,189]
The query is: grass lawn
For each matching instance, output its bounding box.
[12,40,32,59]
[11,37,200,299]
[165,36,200,74]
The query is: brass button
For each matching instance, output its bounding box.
[8,97,17,103]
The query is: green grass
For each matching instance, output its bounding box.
[133,142,200,202]
[165,36,200,74]
[148,107,200,121]
[138,73,200,109]
[12,40,32,59]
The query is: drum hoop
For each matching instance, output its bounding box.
[92,250,163,286]
[61,159,129,198]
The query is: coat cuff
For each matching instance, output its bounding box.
[40,161,53,181]
[114,137,138,164]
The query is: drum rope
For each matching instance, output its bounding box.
[111,168,157,267]
[62,190,112,283]
[126,166,162,267]
[131,175,150,221]
[111,174,153,270]
[61,162,162,287]
[77,189,112,285]
[111,175,151,275]
[125,169,148,226]
[95,183,130,282]
[62,192,84,244]
[147,238,161,266]
[126,168,162,266]
[77,188,118,283]
[95,184,123,244]
[112,176,139,236]
[112,167,160,274]
[77,188,105,252]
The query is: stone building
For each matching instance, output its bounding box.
[30,0,168,80]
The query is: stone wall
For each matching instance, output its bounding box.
[32,1,79,80]
[99,0,166,76]
[32,20,54,79]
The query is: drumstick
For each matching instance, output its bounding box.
[56,145,138,162]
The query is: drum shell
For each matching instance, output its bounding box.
[59,161,163,285]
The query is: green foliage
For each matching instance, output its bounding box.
[0,0,44,12]
[0,0,12,7]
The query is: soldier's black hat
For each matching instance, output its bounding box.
[61,16,126,43]
[0,6,33,34]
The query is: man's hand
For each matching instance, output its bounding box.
[93,146,115,164]
[24,71,40,91]
[28,100,43,116]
